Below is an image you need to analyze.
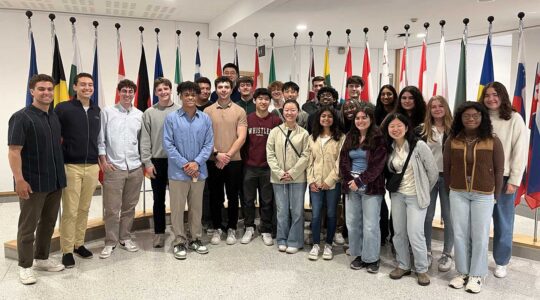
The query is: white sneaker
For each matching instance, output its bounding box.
[120,240,139,252]
[99,245,116,259]
[211,229,223,245]
[261,233,274,246]
[33,259,65,272]
[278,244,287,252]
[438,253,453,272]
[19,267,36,285]
[334,232,345,245]
[345,248,351,256]
[465,276,482,293]
[286,247,299,254]
[241,227,254,244]
[494,264,507,278]
[449,273,468,289]
[322,244,333,260]
[308,244,320,261]
[226,229,237,245]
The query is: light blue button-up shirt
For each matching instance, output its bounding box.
[163,108,213,181]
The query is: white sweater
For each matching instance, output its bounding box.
[489,110,527,186]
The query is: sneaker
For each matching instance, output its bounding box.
[286,247,299,254]
[62,253,75,268]
[350,256,366,270]
[189,240,209,254]
[465,276,482,293]
[438,253,453,272]
[99,245,116,259]
[173,244,187,260]
[494,264,507,278]
[366,260,380,273]
[211,229,223,245]
[345,248,351,256]
[74,245,93,259]
[241,227,254,244]
[427,251,433,268]
[278,244,287,252]
[417,272,430,286]
[226,229,237,245]
[19,267,36,285]
[119,240,139,252]
[322,244,333,260]
[449,273,468,289]
[389,267,411,279]
[308,244,320,261]
[33,259,65,272]
[261,233,274,246]
[334,232,345,245]
[153,234,166,248]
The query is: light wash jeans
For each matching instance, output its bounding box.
[273,182,306,248]
[450,190,494,276]
[391,192,429,273]
[424,174,454,254]
[346,190,382,263]
[493,177,515,266]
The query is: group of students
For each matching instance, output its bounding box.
[9,63,527,294]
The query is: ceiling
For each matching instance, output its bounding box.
[1,0,538,48]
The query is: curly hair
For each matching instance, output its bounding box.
[375,84,398,126]
[450,101,493,140]
[342,102,381,151]
[394,86,426,128]
[381,112,418,152]
[311,107,342,142]
[339,100,362,133]
[479,81,514,120]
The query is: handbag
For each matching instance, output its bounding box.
[385,142,416,193]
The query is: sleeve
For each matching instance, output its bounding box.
[507,116,528,186]
[288,131,311,180]
[339,140,353,186]
[493,137,505,201]
[194,116,214,166]
[266,128,285,179]
[97,110,107,156]
[443,138,452,191]
[238,109,248,127]
[324,135,345,187]
[306,138,316,184]
[419,141,439,189]
[162,115,189,169]
[357,137,387,186]
[8,113,26,146]
[140,111,153,168]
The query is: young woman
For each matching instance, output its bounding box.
[444,101,504,293]
[267,100,310,254]
[394,86,426,129]
[339,102,387,273]
[375,84,398,126]
[418,96,454,272]
[382,113,438,286]
[306,107,344,261]
[339,100,362,133]
[480,82,527,278]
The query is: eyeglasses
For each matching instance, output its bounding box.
[462,113,481,120]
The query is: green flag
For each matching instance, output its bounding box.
[174,44,182,85]
[454,37,466,112]
[268,48,276,84]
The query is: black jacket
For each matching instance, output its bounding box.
[54,99,101,164]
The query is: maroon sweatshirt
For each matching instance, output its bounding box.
[243,112,282,167]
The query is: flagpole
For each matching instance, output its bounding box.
[404,24,409,88]
[254,32,259,89]
[49,14,56,57]
[233,32,238,69]
[292,32,298,83]
[307,31,314,99]
[138,26,147,214]
[382,26,389,87]
[269,32,275,85]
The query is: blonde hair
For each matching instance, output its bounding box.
[421,95,453,142]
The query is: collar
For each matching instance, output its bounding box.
[28,104,49,116]
[216,100,233,109]
[115,103,132,113]
[178,108,200,118]
[73,98,94,108]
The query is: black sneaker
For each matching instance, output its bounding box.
[366,260,380,273]
[350,256,366,270]
[62,253,75,268]
[74,245,94,259]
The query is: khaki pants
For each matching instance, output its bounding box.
[169,179,205,245]
[60,164,99,253]
[103,167,143,246]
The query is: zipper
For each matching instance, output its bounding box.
[84,108,89,165]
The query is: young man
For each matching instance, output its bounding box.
[210,63,241,103]
[268,81,284,116]
[8,74,66,285]
[195,77,213,111]
[345,75,364,103]
[280,81,309,129]
[241,88,281,245]
[163,81,214,259]
[141,78,181,248]
[55,73,101,268]
[98,79,144,259]
[306,86,340,134]
[204,76,247,245]
[302,76,325,114]
[235,76,255,114]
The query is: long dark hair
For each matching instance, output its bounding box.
[343,102,381,151]
[451,101,493,140]
[311,107,342,141]
[479,81,514,120]
[394,86,426,128]
[381,112,418,152]
[375,84,398,126]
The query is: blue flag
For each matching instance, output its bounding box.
[194,46,201,80]
[26,31,38,107]
[477,35,494,100]
[153,45,163,104]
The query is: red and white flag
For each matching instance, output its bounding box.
[360,41,373,103]
[433,35,448,99]
[399,41,408,91]
[418,39,428,99]
[340,38,352,103]
[253,47,260,89]
[216,39,222,77]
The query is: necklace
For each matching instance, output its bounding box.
[465,136,478,145]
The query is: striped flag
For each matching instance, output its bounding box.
[513,20,527,205]
[153,38,163,104]
[323,41,331,87]
[135,42,151,112]
[380,35,390,87]
[433,34,448,99]
[477,35,494,100]
[68,21,83,98]
[51,34,69,107]
[398,40,408,91]
[454,24,468,112]
[340,36,352,103]
[174,32,182,103]
[418,39,428,99]
[26,23,38,107]
[194,38,201,80]
[360,41,373,103]
[523,63,540,209]
[90,26,104,108]
[114,27,125,103]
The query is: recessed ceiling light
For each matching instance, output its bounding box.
[416,33,426,38]
[296,24,307,31]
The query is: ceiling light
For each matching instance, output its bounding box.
[416,33,426,38]
[296,24,307,31]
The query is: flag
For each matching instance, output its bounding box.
[381,38,390,87]
[216,47,222,77]
[135,44,151,112]
[174,34,182,103]
[454,32,467,112]
[307,41,315,100]
[253,47,260,89]
[233,37,239,71]
[153,43,163,104]
[115,31,125,104]
[523,63,540,209]
[361,41,374,103]
[51,35,69,107]
[291,38,298,83]
[477,35,494,100]
[418,39,428,99]
[399,42,408,91]
[90,29,104,108]
[26,30,38,107]
[268,48,276,84]
[340,43,352,103]
[323,46,331,87]
[433,35,448,99]
[68,23,83,98]
[194,44,201,80]
[513,27,526,205]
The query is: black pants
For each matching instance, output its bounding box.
[243,166,274,233]
[208,160,242,230]
[380,195,391,243]
[150,158,168,234]
[201,162,212,227]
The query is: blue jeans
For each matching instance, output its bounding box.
[273,182,306,248]
[310,184,340,244]
[450,190,494,276]
[346,191,382,263]
[493,177,515,266]
[391,192,429,273]
[424,175,454,254]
